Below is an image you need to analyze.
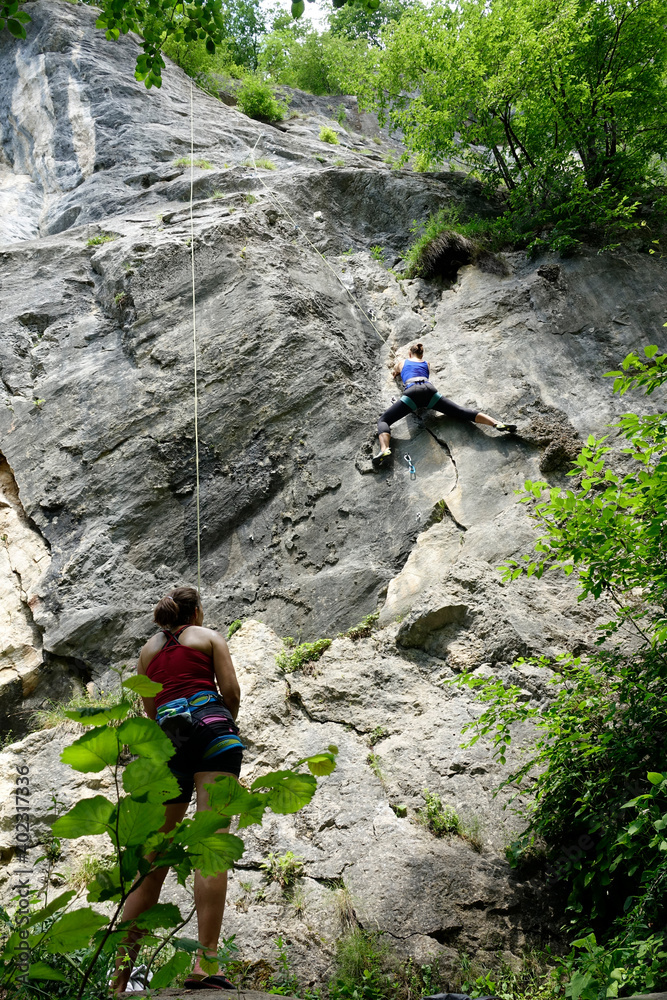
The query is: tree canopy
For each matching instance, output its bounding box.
[355,0,667,227]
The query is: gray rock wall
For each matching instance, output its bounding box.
[1,0,667,986]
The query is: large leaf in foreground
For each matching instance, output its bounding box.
[44,908,107,953]
[122,757,180,802]
[115,796,166,846]
[52,796,115,839]
[251,770,317,813]
[189,832,245,877]
[117,717,175,762]
[61,727,120,772]
[150,952,191,989]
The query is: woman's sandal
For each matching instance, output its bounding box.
[183,974,236,990]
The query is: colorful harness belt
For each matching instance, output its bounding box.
[156,689,245,758]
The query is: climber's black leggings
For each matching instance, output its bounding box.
[378,381,478,435]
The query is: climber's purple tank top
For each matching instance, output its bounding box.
[401,359,429,386]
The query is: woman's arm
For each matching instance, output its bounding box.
[391,355,405,378]
[211,634,241,720]
[137,647,157,720]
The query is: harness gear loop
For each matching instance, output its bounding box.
[190,81,202,595]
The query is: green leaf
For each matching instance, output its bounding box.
[133,902,182,930]
[61,727,120,772]
[190,832,245,877]
[291,0,305,15]
[122,675,163,697]
[52,796,115,838]
[23,890,76,928]
[305,753,337,776]
[205,775,266,826]
[647,772,664,785]
[7,17,27,38]
[251,770,317,814]
[122,757,181,802]
[150,951,191,989]
[64,702,131,726]
[115,796,166,846]
[44,908,107,953]
[117,717,175,761]
[27,962,68,982]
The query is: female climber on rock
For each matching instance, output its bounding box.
[373,341,516,465]
[112,586,243,995]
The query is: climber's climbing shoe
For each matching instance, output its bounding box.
[183,973,236,990]
[372,448,391,467]
[494,422,517,433]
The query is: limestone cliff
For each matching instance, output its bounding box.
[1,0,667,986]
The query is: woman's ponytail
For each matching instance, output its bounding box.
[153,596,180,628]
[153,587,200,629]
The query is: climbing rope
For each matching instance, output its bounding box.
[248,132,387,344]
[190,81,202,594]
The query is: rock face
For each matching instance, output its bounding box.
[1,0,667,988]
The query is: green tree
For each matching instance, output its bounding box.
[357,0,667,230]
[2,0,379,85]
[259,28,364,95]
[455,345,667,996]
[327,0,413,46]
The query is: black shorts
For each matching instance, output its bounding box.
[159,701,244,805]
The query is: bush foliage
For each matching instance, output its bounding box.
[456,345,667,997]
[1,673,337,998]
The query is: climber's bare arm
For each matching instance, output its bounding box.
[391,356,405,378]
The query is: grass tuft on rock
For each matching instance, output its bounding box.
[276,636,332,673]
[404,207,517,279]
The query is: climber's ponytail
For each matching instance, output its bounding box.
[153,587,200,629]
[410,342,425,359]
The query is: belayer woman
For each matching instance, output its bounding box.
[374,342,516,464]
[112,586,243,994]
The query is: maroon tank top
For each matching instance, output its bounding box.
[146,626,217,709]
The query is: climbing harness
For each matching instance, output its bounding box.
[189,81,202,594]
[248,133,387,345]
[404,454,416,480]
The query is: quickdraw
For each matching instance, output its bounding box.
[404,454,416,481]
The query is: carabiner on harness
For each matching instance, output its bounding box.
[404,454,416,481]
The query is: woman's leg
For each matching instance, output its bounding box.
[188,769,237,980]
[376,399,411,454]
[112,801,188,994]
[431,396,501,427]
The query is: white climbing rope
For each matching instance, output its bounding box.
[190,81,202,595]
[248,132,387,344]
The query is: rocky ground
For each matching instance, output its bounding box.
[1,0,667,991]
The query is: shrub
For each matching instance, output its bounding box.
[236,75,287,121]
[419,788,460,837]
[227,619,243,638]
[370,245,384,261]
[368,726,388,747]
[367,753,384,782]
[275,637,331,673]
[455,346,667,997]
[319,125,339,144]
[86,234,115,247]
[340,612,379,641]
[260,851,304,890]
